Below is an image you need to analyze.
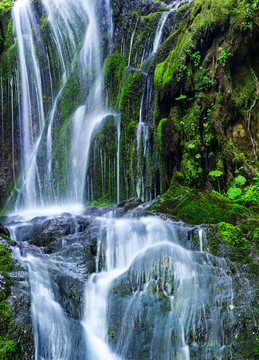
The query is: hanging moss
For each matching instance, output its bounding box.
[103,54,126,110]
[118,68,146,200]
[86,115,118,204]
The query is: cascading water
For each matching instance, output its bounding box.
[12,0,114,210]
[6,209,254,360]
[135,0,190,201]
[3,1,256,359]
[13,0,46,207]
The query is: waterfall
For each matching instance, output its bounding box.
[13,0,45,207]
[5,211,249,359]
[128,19,139,67]
[25,255,72,360]
[117,116,121,204]
[11,0,113,210]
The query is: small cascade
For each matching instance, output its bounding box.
[128,19,139,67]
[136,82,149,200]
[24,255,72,360]
[198,228,203,252]
[135,75,157,202]
[153,1,190,54]
[153,11,172,53]
[82,270,122,360]
[117,116,121,204]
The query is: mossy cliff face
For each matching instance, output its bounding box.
[154,0,259,192]
[97,0,259,203]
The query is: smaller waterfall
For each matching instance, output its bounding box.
[153,1,190,54]
[128,19,139,67]
[198,228,203,252]
[82,270,122,360]
[136,88,149,200]
[153,11,172,53]
[117,117,121,204]
[11,78,16,185]
[25,255,71,360]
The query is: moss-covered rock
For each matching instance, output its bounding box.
[147,184,257,225]
[153,0,259,193]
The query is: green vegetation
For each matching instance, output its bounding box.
[103,54,126,110]
[217,222,252,263]
[86,115,118,204]
[0,243,18,359]
[153,0,259,194]
[147,183,257,226]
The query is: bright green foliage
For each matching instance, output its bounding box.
[0,243,18,359]
[190,51,201,67]
[147,184,257,225]
[217,222,252,263]
[227,187,242,199]
[227,175,247,199]
[232,0,259,29]
[218,50,232,67]
[209,170,223,193]
[0,0,13,12]
[0,244,13,273]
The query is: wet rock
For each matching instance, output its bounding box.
[29,215,92,248]
[19,242,44,257]
[0,223,10,237]
[117,197,144,212]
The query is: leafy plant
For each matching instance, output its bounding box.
[227,187,242,199]
[209,170,223,193]
[190,51,201,67]
[227,175,247,199]
[218,50,232,67]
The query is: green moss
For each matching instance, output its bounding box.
[86,115,118,204]
[148,186,257,225]
[218,222,248,247]
[103,54,126,110]
[0,244,13,273]
[0,242,18,359]
[0,338,18,360]
[0,234,12,245]
[58,77,81,123]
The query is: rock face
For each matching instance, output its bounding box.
[0,224,10,237]
[107,242,258,360]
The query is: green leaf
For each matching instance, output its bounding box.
[229,304,235,310]
[233,175,247,186]
[227,187,242,199]
[175,94,187,101]
[209,170,223,178]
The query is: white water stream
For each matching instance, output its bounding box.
[7,212,238,359]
